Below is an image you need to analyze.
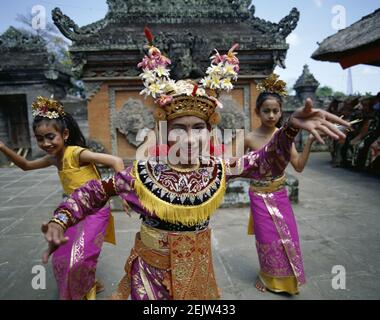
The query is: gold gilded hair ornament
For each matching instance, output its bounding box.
[256,73,288,97]
[32,96,65,119]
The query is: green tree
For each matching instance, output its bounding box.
[316,86,333,97]
[333,91,345,99]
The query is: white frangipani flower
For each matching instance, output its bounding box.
[206,64,223,76]
[140,69,156,83]
[148,82,165,98]
[200,44,240,94]
[223,63,238,78]
[221,78,233,91]
[209,75,221,90]
[154,65,170,78]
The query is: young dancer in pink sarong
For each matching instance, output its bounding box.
[244,74,316,294]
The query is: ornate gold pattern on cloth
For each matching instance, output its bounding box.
[133,157,226,226]
[113,226,219,300]
[258,193,304,286]
[169,229,219,300]
[247,175,286,235]
[250,174,286,193]
[70,228,85,270]
[111,250,139,300]
[140,223,169,251]
[138,258,157,300]
[67,224,96,299]
[256,240,297,276]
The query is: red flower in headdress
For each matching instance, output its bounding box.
[192,84,198,97]
[144,26,154,45]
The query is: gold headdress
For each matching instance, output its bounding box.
[138,27,239,126]
[32,96,65,119]
[256,73,287,97]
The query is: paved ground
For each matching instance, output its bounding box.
[0,152,379,300]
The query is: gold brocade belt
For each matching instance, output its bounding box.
[114,223,220,300]
[250,174,286,193]
[140,223,170,252]
[140,223,210,252]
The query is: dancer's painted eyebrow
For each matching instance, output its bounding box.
[35,132,56,138]
[171,122,206,129]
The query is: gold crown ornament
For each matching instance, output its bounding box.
[256,73,287,97]
[32,96,65,119]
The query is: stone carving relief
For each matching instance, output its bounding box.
[113,98,155,147]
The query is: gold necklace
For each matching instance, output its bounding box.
[168,160,200,173]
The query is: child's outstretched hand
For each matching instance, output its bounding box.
[41,221,69,248]
[291,98,351,144]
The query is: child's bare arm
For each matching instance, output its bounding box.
[79,149,125,172]
[0,141,53,171]
[290,137,314,173]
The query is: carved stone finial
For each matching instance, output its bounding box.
[277,8,300,38]
[52,7,107,41]
[294,64,320,101]
[52,8,81,41]
[294,64,320,89]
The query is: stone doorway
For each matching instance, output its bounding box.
[0,94,31,153]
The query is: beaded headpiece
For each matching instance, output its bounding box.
[138,27,239,126]
[32,96,65,119]
[256,73,287,97]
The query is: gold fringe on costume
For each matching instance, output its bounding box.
[133,161,227,226]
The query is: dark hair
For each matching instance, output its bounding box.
[256,92,283,128]
[33,112,87,148]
